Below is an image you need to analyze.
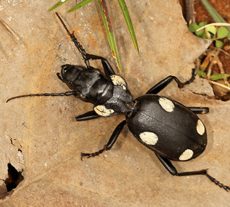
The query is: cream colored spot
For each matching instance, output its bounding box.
[179,149,194,161]
[94,105,114,117]
[139,132,158,145]
[110,75,127,90]
[158,97,175,112]
[196,119,205,135]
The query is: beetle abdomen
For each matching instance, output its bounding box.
[126,95,207,161]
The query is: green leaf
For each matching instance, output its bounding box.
[210,73,230,81]
[48,0,70,11]
[189,23,205,37]
[215,40,224,48]
[118,0,139,52]
[97,0,122,73]
[217,26,229,39]
[195,29,205,37]
[68,0,94,12]
[205,25,217,35]
[189,23,199,33]
[197,69,207,78]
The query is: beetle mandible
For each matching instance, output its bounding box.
[7,13,230,192]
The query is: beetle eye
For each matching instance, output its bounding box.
[61,65,70,74]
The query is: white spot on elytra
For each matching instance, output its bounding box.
[158,97,175,112]
[196,119,205,135]
[139,132,158,145]
[179,149,194,161]
[110,75,127,90]
[94,105,114,117]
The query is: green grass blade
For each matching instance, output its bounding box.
[200,0,230,33]
[118,0,139,52]
[97,0,122,73]
[68,0,94,12]
[48,0,71,11]
[210,73,230,81]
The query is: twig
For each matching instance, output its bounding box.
[0,17,21,42]
[219,48,230,57]
[209,80,230,91]
[196,23,230,32]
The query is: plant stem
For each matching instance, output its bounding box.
[200,0,230,33]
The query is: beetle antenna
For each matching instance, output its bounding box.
[55,12,90,67]
[6,91,76,103]
[205,172,230,192]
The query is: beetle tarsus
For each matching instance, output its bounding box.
[55,12,90,67]
[81,120,126,160]
[177,169,230,192]
[181,68,196,86]
[205,172,230,192]
[81,148,106,160]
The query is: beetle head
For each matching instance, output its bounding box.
[57,64,102,100]
[57,64,85,89]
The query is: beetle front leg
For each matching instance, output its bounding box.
[155,153,230,192]
[84,54,116,77]
[55,13,91,67]
[75,111,100,121]
[56,13,116,77]
[81,120,126,159]
[146,69,196,94]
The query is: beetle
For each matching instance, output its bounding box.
[7,13,230,191]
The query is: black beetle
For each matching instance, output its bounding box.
[7,13,230,192]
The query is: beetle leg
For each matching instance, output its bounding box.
[81,120,126,159]
[84,54,116,77]
[155,153,230,191]
[188,107,209,114]
[56,13,116,76]
[146,69,196,94]
[55,13,91,67]
[75,111,100,121]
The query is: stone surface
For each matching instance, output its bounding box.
[0,0,229,206]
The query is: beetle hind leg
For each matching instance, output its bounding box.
[188,107,209,114]
[81,120,126,159]
[155,153,230,192]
